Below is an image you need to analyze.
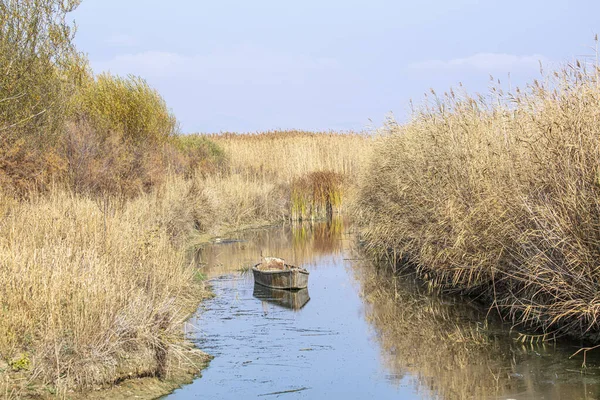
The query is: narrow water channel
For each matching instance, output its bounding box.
[164,219,600,400]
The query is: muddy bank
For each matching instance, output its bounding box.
[68,347,212,400]
[1,343,211,400]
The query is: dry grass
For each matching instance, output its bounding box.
[0,177,214,396]
[207,130,370,220]
[357,59,600,340]
[210,130,368,181]
[193,173,287,232]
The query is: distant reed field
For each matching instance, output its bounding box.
[206,130,371,220]
[210,130,368,180]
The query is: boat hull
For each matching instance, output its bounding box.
[252,265,309,290]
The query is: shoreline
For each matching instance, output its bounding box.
[67,223,285,399]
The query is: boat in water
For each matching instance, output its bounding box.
[252,257,309,290]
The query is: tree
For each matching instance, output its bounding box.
[0,0,86,144]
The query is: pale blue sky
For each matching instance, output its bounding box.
[72,1,600,133]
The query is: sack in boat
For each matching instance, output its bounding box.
[263,257,286,270]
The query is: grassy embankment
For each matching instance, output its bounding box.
[357,57,600,341]
[0,1,368,398]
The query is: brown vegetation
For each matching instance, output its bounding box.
[210,131,369,220]
[211,130,367,180]
[0,180,208,397]
[290,171,344,220]
[357,58,600,340]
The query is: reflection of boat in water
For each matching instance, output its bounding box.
[252,257,309,290]
[253,284,310,310]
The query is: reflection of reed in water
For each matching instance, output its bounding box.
[291,216,345,263]
[353,262,600,400]
[196,217,348,277]
[253,284,310,311]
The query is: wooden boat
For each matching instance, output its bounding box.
[252,257,309,290]
[253,284,310,310]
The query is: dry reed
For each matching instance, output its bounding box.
[0,178,212,396]
[206,130,370,220]
[210,130,368,181]
[357,57,600,340]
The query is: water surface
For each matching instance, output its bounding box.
[165,220,600,400]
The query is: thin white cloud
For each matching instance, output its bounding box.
[92,47,339,85]
[94,51,184,77]
[105,34,138,47]
[409,53,547,71]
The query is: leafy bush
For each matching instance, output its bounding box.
[78,73,178,144]
[0,0,86,193]
[169,134,228,176]
[0,0,85,143]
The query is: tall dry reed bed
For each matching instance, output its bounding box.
[209,131,370,220]
[0,181,206,396]
[357,62,600,340]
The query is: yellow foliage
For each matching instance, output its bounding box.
[78,73,178,143]
[0,0,86,144]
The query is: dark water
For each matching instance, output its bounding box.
[164,220,600,400]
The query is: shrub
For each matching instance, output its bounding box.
[291,171,343,220]
[78,73,178,144]
[0,0,86,193]
[65,73,184,197]
[63,120,168,197]
[0,0,85,140]
[169,134,228,177]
